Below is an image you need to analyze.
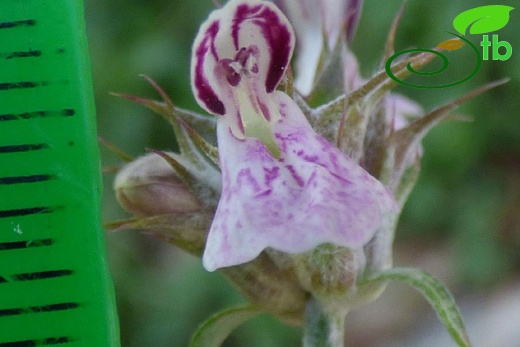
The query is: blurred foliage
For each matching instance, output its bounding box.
[85,0,519,346]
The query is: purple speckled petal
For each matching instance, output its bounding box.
[191,0,294,115]
[203,92,396,271]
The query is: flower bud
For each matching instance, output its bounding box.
[292,244,365,310]
[114,152,201,216]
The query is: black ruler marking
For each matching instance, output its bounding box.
[0,81,48,90]
[0,206,54,219]
[0,144,48,153]
[0,336,74,346]
[0,239,53,251]
[0,270,73,284]
[0,302,79,317]
[1,50,41,60]
[0,109,75,122]
[11,270,73,282]
[0,20,36,30]
[0,175,52,185]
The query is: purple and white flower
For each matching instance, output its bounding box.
[191,0,395,272]
[274,0,363,95]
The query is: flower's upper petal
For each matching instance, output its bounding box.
[274,0,323,95]
[191,0,294,116]
[320,0,348,50]
[274,0,363,95]
[316,0,363,48]
[344,0,363,42]
[203,92,396,271]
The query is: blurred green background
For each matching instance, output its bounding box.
[84,1,519,346]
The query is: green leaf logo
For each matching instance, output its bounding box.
[453,5,514,35]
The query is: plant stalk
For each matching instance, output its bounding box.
[302,298,348,347]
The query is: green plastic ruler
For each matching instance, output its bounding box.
[0,1,120,346]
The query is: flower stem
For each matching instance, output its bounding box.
[302,298,347,347]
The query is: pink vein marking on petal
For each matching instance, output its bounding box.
[303,154,320,163]
[245,138,276,163]
[329,171,353,185]
[194,20,225,115]
[254,188,273,198]
[236,168,262,192]
[328,151,343,173]
[285,164,305,187]
[232,3,293,92]
[263,166,280,186]
[293,147,320,163]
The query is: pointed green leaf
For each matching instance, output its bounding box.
[362,101,389,178]
[180,119,220,166]
[388,78,508,190]
[312,49,435,145]
[135,77,220,174]
[97,135,134,163]
[190,306,261,347]
[362,268,472,347]
[278,63,294,98]
[110,92,172,120]
[140,75,197,156]
[174,106,217,142]
[146,149,201,189]
[453,5,514,35]
[102,165,120,174]
[383,0,408,63]
[393,155,421,206]
[105,211,213,255]
[337,103,368,162]
[111,91,216,142]
[294,92,316,125]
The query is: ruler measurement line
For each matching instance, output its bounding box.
[10,270,73,282]
[1,50,41,60]
[0,81,48,91]
[0,109,75,122]
[0,144,49,153]
[0,20,36,30]
[0,207,55,219]
[0,336,74,347]
[0,175,52,185]
[0,239,53,251]
[0,302,80,317]
[0,270,73,284]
